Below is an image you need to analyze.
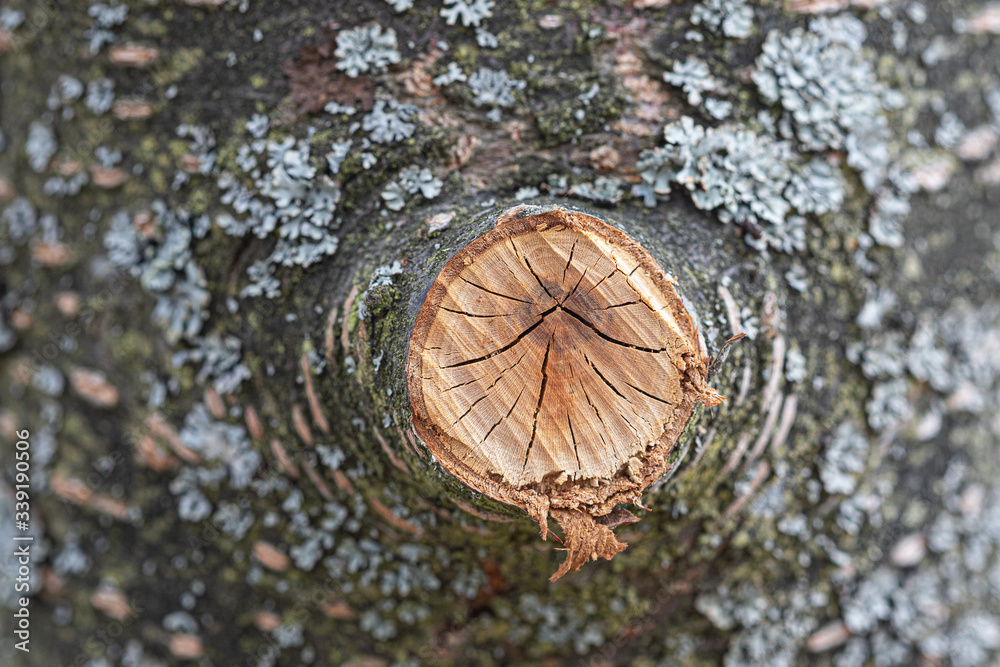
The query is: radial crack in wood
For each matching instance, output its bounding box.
[407,207,722,579]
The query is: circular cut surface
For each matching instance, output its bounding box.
[408,209,699,488]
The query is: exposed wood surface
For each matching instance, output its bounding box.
[409,208,700,488]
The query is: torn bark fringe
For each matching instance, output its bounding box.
[547,508,638,581]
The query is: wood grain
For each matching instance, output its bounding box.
[408,208,700,488]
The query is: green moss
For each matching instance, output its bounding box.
[134,19,169,38]
[533,81,623,146]
[151,47,205,88]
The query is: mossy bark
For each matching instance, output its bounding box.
[1,0,999,666]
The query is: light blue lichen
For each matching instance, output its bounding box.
[137,212,202,285]
[842,568,897,635]
[632,147,674,207]
[163,611,199,635]
[545,173,568,193]
[440,0,494,27]
[930,303,1000,400]
[94,145,122,168]
[809,15,868,51]
[785,261,809,293]
[103,210,140,268]
[85,1,128,54]
[177,489,213,522]
[43,173,89,198]
[833,496,1000,667]
[175,402,260,489]
[26,121,57,173]
[819,421,870,496]
[334,24,401,78]
[52,535,91,576]
[1,196,37,244]
[848,332,907,381]
[660,117,792,224]
[85,78,115,115]
[849,299,1000,444]
[362,99,418,143]
[212,502,255,539]
[633,116,842,253]
[51,74,84,108]
[986,88,1000,128]
[231,145,259,180]
[36,213,61,245]
[240,260,281,299]
[663,57,720,106]
[514,185,540,200]
[690,0,753,39]
[172,334,252,396]
[751,473,789,519]
[784,158,844,216]
[467,67,524,108]
[934,111,965,149]
[384,0,413,13]
[246,113,269,140]
[103,204,212,344]
[0,7,25,31]
[177,124,217,176]
[259,139,342,261]
[433,62,467,86]
[273,623,305,648]
[152,263,210,345]
[217,130,344,277]
[0,312,15,352]
[697,585,824,667]
[512,593,610,654]
[753,17,891,193]
[856,287,897,330]
[705,97,733,120]
[360,608,398,641]
[568,176,624,205]
[290,528,333,571]
[866,378,910,431]
[755,294,999,667]
[949,615,1000,667]
[921,35,962,68]
[866,166,918,250]
[381,166,443,211]
[316,444,346,470]
[450,567,487,599]
[32,364,65,397]
[475,27,499,48]
[784,347,806,383]
[326,139,352,174]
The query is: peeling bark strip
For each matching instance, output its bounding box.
[407,207,723,580]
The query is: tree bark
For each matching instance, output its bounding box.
[1,1,999,666]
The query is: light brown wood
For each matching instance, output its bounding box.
[413,214,693,486]
[407,206,721,579]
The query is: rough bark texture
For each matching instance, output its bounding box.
[0,1,999,666]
